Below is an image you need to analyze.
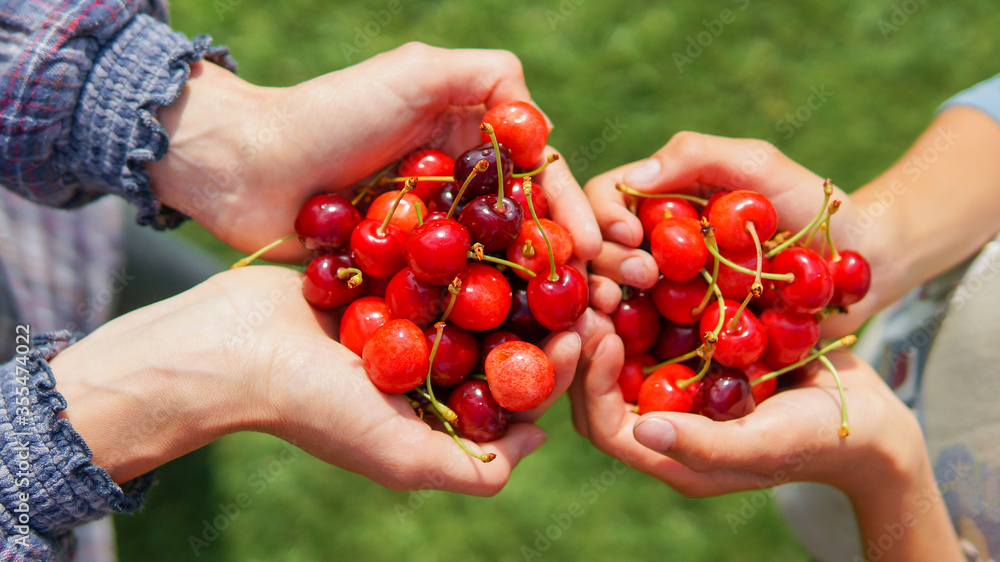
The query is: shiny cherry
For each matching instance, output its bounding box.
[506,218,574,280]
[637,364,699,415]
[404,218,470,285]
[706,190,778,252]
[362,319,429,394]
[476,331,522,374]
[350,219,407,279]
[365,190,428,235]
[396,148,455,202]
[425,323,478,386]
[611,289,660,356]
[699,299,766,368]
[759,308,820,369]
[716,247,770,300]
[743,360,778,405]
[770,247,834,315]
[427,182,464,216]
[340,296,391,356]
[692,367,755,421]
[302,253,363,310]
[527,264,589,331]
[619,353,655,404]
[453,143,514,200]
[458,194,524,252]
[480,101,548,168]
[652,318,701,362]
[484,340,554,412]
[651,275,708,325]
[447,379,512,442]
[650,216,708,283]
[385,267,446,329]
[507,176,548,219]
[828,250,872,307]
[638,197,698,242]
[450,263,512,332]
[295,193,361,252]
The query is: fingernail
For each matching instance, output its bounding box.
[623,158,662,186]
[621,257,652,287]
[608,221,635,246]
[522,432,547,456]
[634,417,676,453]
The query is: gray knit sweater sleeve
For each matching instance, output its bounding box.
[1,331,153,561]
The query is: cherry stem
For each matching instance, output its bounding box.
[765,178,834,259]
[804,199,841,249]
[693,230,721,316]
[818,354,850,438]
[230,234,296,269]
[524,178,558,281]
[336,267,364,289]
[679,356,714,389]
[746,221,765,297]
[512,153,560,177]
[428,405,496,463]
[697,269,727,342]
[415,203,424,227]
[642,344,706,375]
[386,175,455,183]
[447,160,489,220]
[439,278,462,323]
[378,179,415,237]
[480,123,505,211]
[423,322,457,424]
[468,250,537,278]
[520,239,536,258]
[614,183,709,206]
[703,228,794,282]
[728,290,754,331]
[469,373,487,381]
[825,222,840,261]
[351,163,395,206]
[751,335,858,386]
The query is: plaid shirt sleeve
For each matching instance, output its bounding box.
[0,0,235,229]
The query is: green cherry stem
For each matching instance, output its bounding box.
[693,227,722,316]
[818,354,851,438]
[377,179,415,237]
[426,404,496,463]
[804,199,841,248]
[230,233,296,269]
[615,183,709,206]
[336,267,364,289]
[467,246,537,278]
[512,153,560,177]
[751,335,858,386]
[524,178,559,282]
[480,122,506,212]
[447,159,489,220]
[642,344,707,375]
[704,230,794,283]
[765,178,834,259]
[423,322,457,423]
[386,175,455,183]
[439,278,462,323]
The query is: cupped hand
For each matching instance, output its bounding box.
[583,132,881,334]
[53,266,582,496]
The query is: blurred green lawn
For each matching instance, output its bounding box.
[115,1,1000,560]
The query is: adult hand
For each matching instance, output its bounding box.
[148,43,600,266]
[51,266,582,496]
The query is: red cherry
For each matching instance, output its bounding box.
[637,364,699,415]
[500,278,549,343]
[366,190,428,235]
[706,190,778,251]
[828,250,871,307]
[427,182,463,216]
[692,367,755,421]
[450,263,512,332]
[638,197,698,242]
[507,176,548,219]
[294,194,361,252]
[340,296,391,356]
[396,148,455,202]
[618,353,655,404]
[652,318,701,362]
[650,216,708,283]
[611,290,660,356]
[425,324,478,386]
[362,319,429,394]
[770,247,834,315]
[700,191,726,219]
[699,299,766,369]
[385,267,446,329]
[651,275,708,325]
[476,331,522,374]
[453,143,514,200]
[506,218,574,280]
[527,264,589,331]
[743,361,778,405]
[458,194,524,252]
[758,308,820,369]
[484,341,555,412]
[302,253,363,310]
[404,218,470,285]
[778,358,820,390]
[716,247,770,300]
[361,274,391,299]
[481,101,548,168]
[350,219,407,279]
[447,379,512,442]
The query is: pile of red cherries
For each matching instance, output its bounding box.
[612,181,869,433]
[273,102,588,461]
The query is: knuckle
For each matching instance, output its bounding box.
[666,131,707,160]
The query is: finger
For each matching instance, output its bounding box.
[589,241,658,289]
[589,274,624,315]
[541,147,602,261]
[515,330,581,423]
[584,165,644,248]
[405,44,533,110]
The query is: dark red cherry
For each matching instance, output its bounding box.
[693,367,755,421]
[340,296,391,356]
[651,275,708,325]
[425,324,478,386]
[650,216,708,283]
[404,218,470,285]
[743,360,778,405]
[294,194,361,252]
[385,267,447,329]
[350,219,407,279]
[699,299,766,369]
[396,148,456,202]
[362,319,429,394]
[458,194,524,252]
[427,182,464,216]
[637,364,699,415]
[619,353,655,404]
[652,319,700,362]
[447,379,512,442]
[302,253,363,310]
[828,250,871,307]
[706,190,778,252]
[453,143,514,200]
[481,101,548,168]
[611,289,660,356]
[758,308,820,369]
[770,247,834,315]
[450,263,512,332]
[527,264,589,331]
[638,197,698,242]
[507,176,548,219]
[500,279,549,343]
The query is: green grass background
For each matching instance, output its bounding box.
[115,0,1000,560]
